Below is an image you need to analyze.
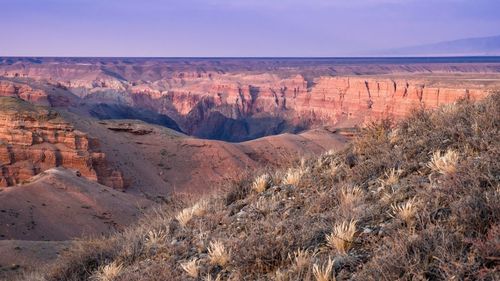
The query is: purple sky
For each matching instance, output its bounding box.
[1,0,499,57]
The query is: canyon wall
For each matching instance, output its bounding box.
[1,58,498,141]
[0,97,123,188]
[121,75,493,139]
[0,80,50,106]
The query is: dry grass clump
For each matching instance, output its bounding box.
[282,167,304,186]
[144,229,167,250]
[390,198,418,225]
[191,199,209,216]
[378,168,402,187]
[91,262,123,281]
[252,173,270,193]
[175,199,209,227]
[312,258,335,281]
[208,240,230,267]
[288,248,315,271]
[176,207,194,227]
[180,258,199,278]
[204,273,222,281]
[427,149,459,175]
[339,186,364,206]
[326,220,357,255]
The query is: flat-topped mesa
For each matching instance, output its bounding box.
[0,97,124,188]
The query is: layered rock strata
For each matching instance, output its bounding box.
[0,97,123,188]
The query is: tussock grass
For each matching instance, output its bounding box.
[252,173,270,193]
[208,240,230,267]
[312,258,335,281]
[144,229,167,250]
[204,273,222,281]
[427,149,459,175]
[282,167,304,186]
[390,198,418,225]
[378,168,402,187]
[18,94,500,281]
[91,262,123,281]
[191,199,209,216]
[288,248,315,271]
[326,220,357,255]
[339,186,364,206]
[175,208,194,227]
[180,258,199,278]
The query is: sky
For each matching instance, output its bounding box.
[1,0,499,57]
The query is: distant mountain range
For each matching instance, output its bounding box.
[376,35,500,56]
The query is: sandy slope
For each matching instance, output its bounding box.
[63,114,349,196]
[0,167,152,241]
[0,240,71,280]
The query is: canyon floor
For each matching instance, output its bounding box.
[0,58,499,280]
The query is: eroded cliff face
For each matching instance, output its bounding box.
[115,74,493,138]
[0,81,50,106]
[0,97,124,188]
[1,58,498,141]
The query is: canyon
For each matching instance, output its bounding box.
[1,58,498,141]
[0,57,499,278]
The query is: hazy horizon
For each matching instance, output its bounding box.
[2,0,499,57]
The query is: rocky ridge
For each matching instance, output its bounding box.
[0,97,123,188]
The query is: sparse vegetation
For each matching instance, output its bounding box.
[282,167,304,186]
[325,220,358,255]
[175,207,194,227]
[252,173,270,193]
[427,149,459,175]
[17,95,500,280]
[180,258,199,278]
[207,240,230,267]
[390,198,418,225]
[91,262,123,281]
[312,258,335,281]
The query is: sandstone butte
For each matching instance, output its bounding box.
[0,96,124,188]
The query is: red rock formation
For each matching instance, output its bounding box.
[0,81,50,106]
[127,75,492,131]
[1,59,498,141]
[0,97,124,188]
[291,77,490,125]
